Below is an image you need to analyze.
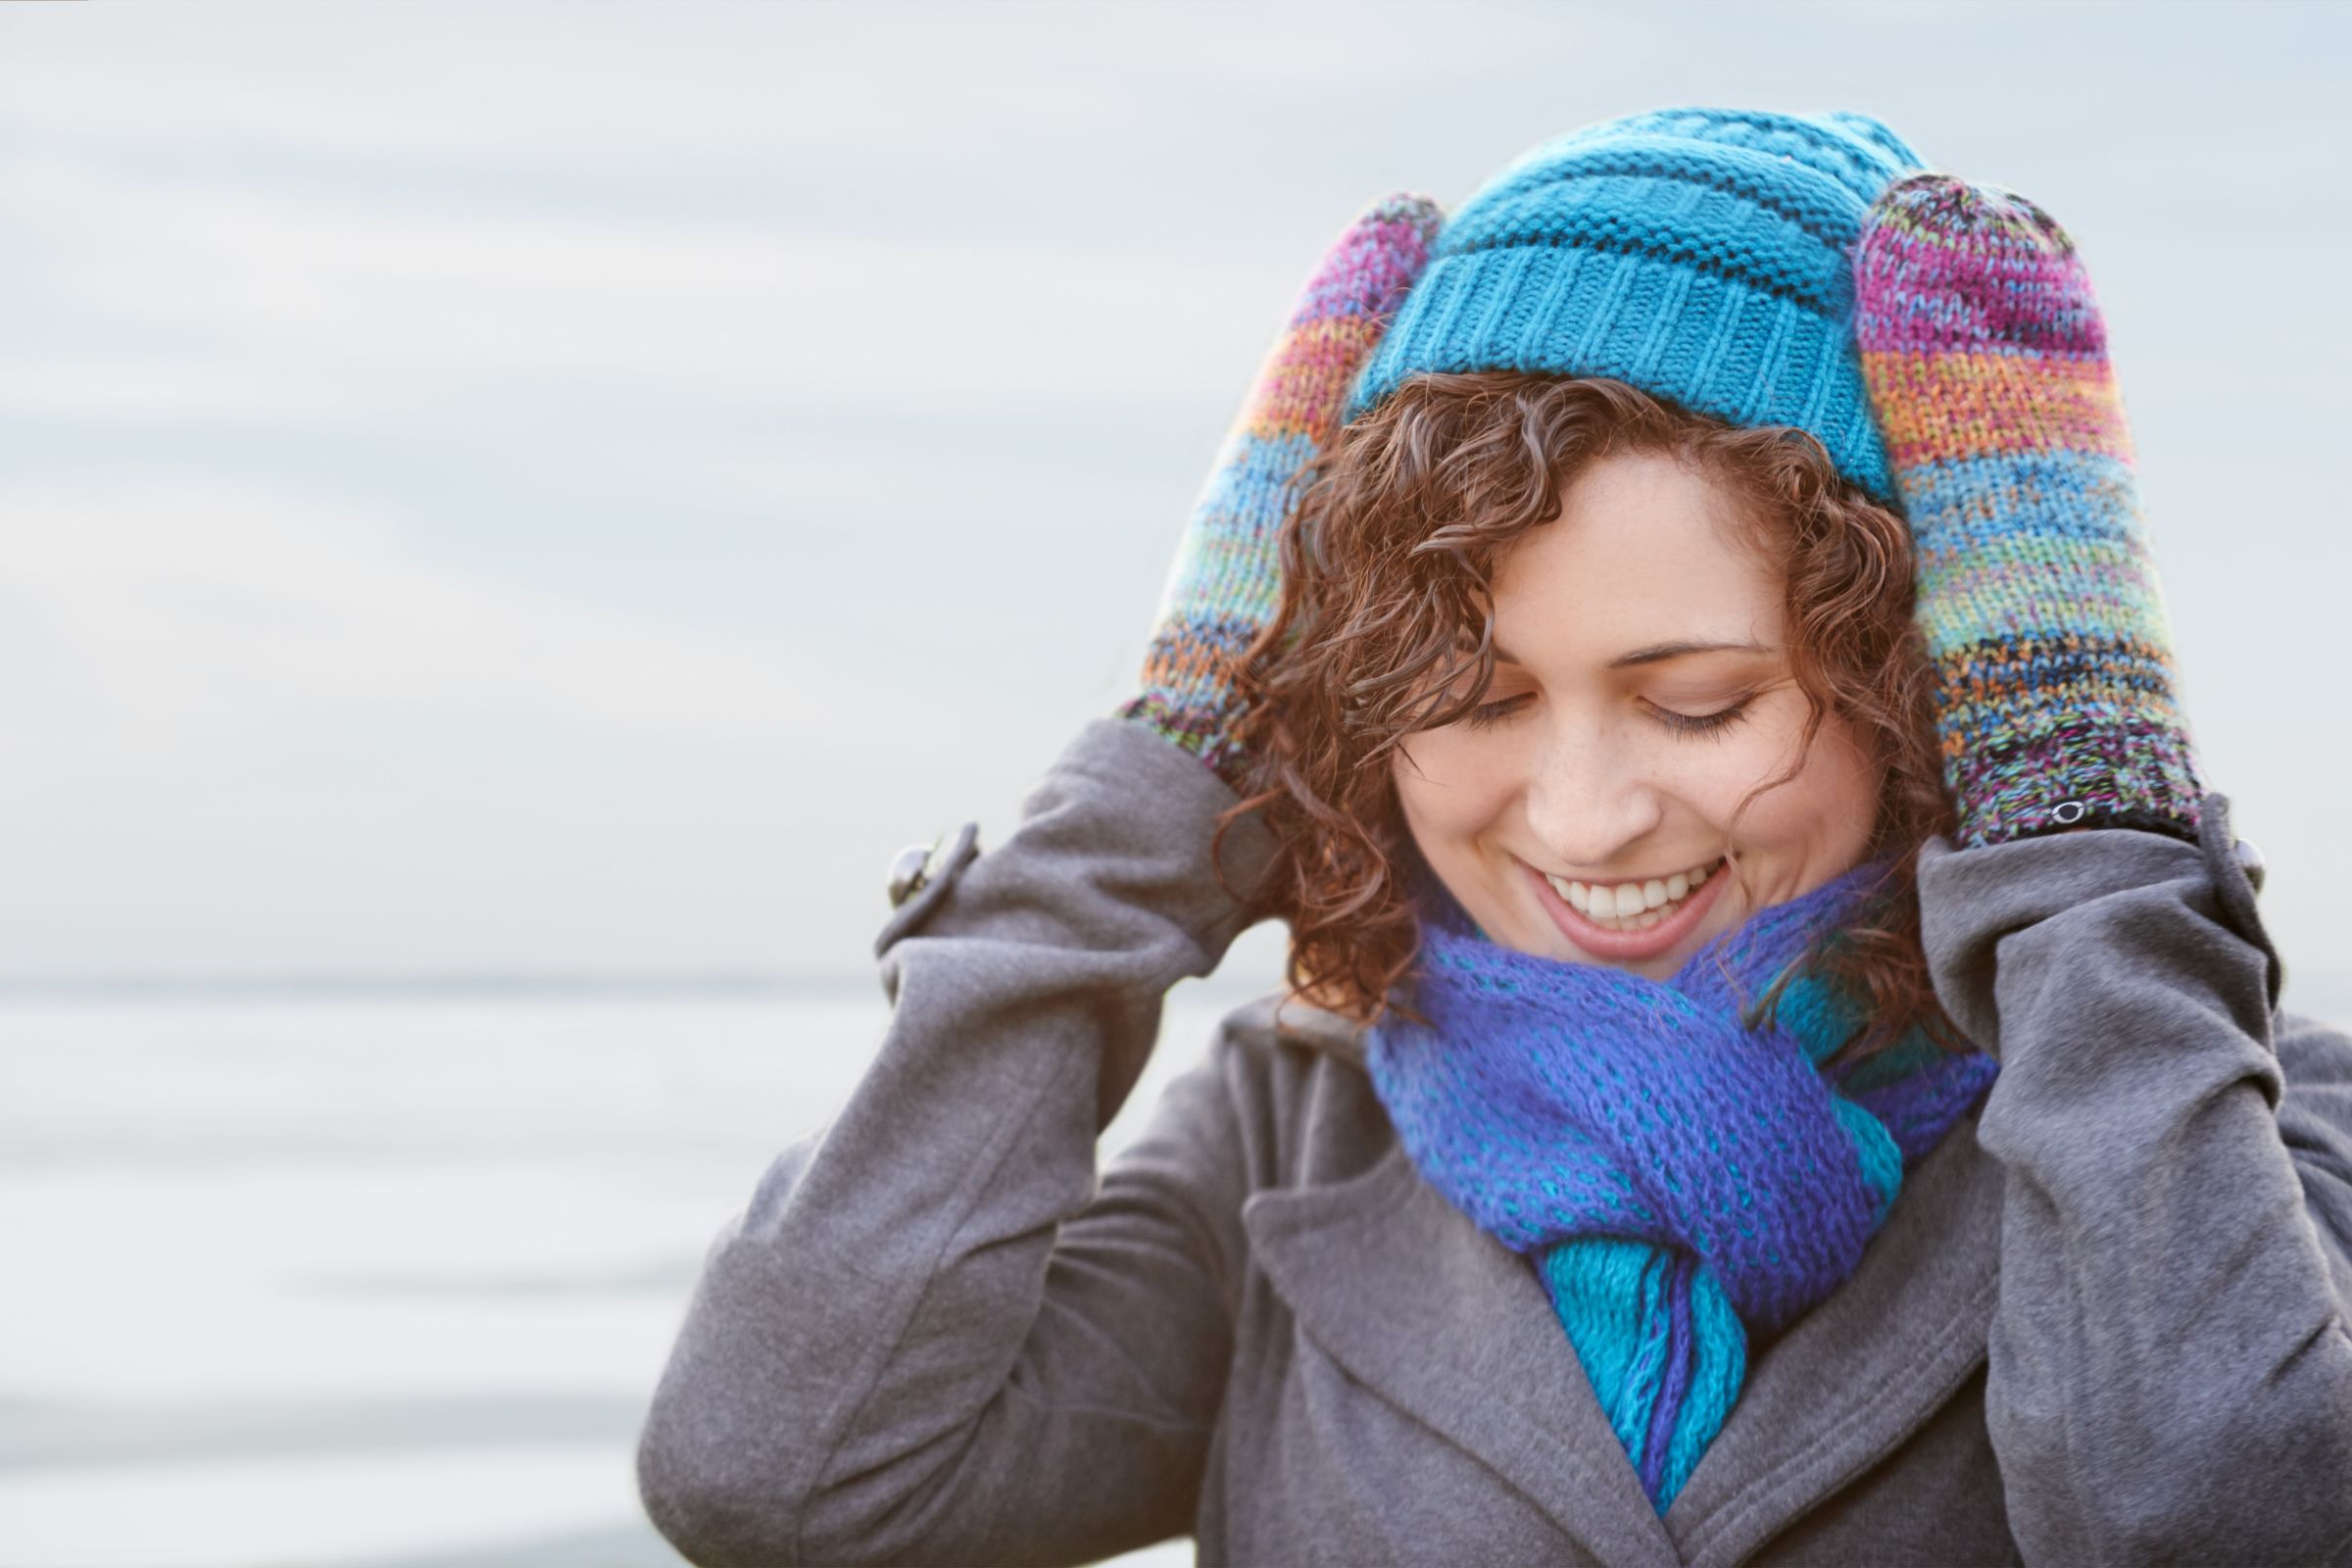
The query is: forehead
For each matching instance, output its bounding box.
[1487,451,1778,648]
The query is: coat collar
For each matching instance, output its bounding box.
[1243,995,2003,1567]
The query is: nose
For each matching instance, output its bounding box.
[1523,723,1665,874]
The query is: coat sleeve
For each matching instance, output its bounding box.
[633,716,1274,1568]
[1918,791,2352,1566]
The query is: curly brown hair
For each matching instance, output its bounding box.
[1205,370,1971,1072]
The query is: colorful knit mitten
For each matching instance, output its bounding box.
[1117,193,1444,794]
[1854,173,2205,848]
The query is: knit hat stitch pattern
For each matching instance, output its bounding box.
[1341,107,1933,508]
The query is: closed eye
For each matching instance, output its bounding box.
[1650,698,1752,739]
[1461,693,1531,730]
[1459,693,1753,736]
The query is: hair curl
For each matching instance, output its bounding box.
[1205,371,1971,1071]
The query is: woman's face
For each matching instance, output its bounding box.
[1390,448,1882,982]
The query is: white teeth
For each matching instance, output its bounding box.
[1548,858,1724,934]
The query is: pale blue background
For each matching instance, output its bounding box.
[3,0,2347,1004]
[2,3,2345,1564]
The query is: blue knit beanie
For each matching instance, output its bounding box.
[1341,106,1935,507]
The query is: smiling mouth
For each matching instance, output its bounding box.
[1543,858,1727,933]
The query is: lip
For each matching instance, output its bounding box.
[1525,857,1731,962]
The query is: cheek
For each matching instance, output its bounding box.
[1660,695,1834,817]
[1728,710,1881,851]
[1680,730,1784,817]
[1392,733,1516,840]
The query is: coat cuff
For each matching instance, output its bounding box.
[1916,788,2284,1058]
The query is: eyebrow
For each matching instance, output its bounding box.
[1493,638,1774,669]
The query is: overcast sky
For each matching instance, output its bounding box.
[4,0,2348,1007]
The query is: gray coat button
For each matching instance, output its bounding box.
[888,839,940,908]
[2233,836,2266,895]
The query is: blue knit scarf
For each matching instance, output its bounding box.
[1363,853,2000,1513]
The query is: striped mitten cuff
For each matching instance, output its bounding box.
[1118,193,1443,795]
[1854,172,2205,849]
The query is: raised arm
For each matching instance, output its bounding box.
[1858,172,2352,1563]
[1918,806,2352,1564]
[633,192,1443,1567]
[636,717,1273,1567]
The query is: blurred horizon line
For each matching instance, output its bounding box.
[0,970,869,1000]
[0,968,1285,1001]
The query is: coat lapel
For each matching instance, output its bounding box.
[1662,1108,2003,1566]
[1244,1006,2004,1567]
[1244,1137,1684,1568]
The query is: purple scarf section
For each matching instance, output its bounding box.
[1363,849,2001,1507]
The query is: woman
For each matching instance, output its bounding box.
[636,108,2352,1566]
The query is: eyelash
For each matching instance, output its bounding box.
[1461,693,1753,738]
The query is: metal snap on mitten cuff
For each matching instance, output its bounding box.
[2233,836,2267,896]
[2048,800,2087,827]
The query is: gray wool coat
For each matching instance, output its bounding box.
[635,715,2352,1568]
